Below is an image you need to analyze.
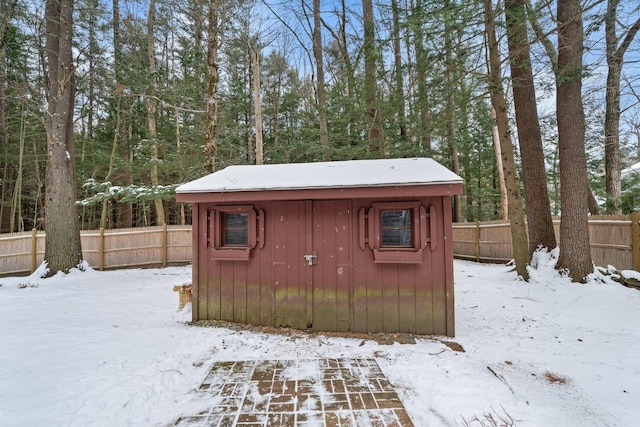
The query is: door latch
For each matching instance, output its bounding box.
[303,253,317,266]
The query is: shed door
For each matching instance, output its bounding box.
[272,200,352,331]
[311,200,352,332]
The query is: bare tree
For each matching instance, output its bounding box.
[44,0,83,274]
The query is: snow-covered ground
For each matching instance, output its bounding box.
[1,252,638,426]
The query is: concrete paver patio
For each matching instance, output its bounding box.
[174,358,414,426]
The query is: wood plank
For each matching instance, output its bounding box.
[335,200,352,332]
[233,260,247,324]
[632,212,640,271]
[273,201,308,330]
[397,264,417,334]
[287,201,304,329]
[305,200,314,329]
[314,201,337,331]
[416,252,434,335]
[191,204,201,321]
[441,196,455,336]
[416,202,434,334]
[273,202,288,327]
[219,261,234,322]
[260,203,274,326]
[312,201,327,331]
[352,202,369,333]
[240,203,266,326]
[245,224,262,326]
[381,265,400,333]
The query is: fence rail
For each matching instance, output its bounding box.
[1,214,639,276]
[0,225,192,276]
[452,213,640,271]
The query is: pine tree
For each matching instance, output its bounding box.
[44,0,83,274]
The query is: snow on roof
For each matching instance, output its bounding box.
[621,161,640,179]
[176,157,463,193]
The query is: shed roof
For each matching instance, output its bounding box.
[176,157,462,194]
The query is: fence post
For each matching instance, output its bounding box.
[99,228,105,271]
[31,229,37,272]
[475,221,481,262]
[632,212,640,272]
[162,223,168,267]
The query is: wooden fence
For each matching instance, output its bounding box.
[0,225,192,276]
[1,214,639,276]
[452,213,640,271]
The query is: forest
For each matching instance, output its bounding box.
[0,0,639,278]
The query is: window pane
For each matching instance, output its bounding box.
[224,213,248,246]
[380,210,412,247]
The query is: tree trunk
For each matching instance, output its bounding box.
[335,0,355,100]
[362,0,384,156]
[100,95,122,229]
[313,0,329,160]
[10,108,25,232]
[252,50,263,165]
[604,55,622,214]
[44,0,83,274]
[0,0,17,233]
[444,0,461,222]
[146,0,165,225]
[113,0,132,228]
[484,0,529,280]
[505,0,556,256]
[587,188,601,215]
[204,0,219,173]
[86,1,96,144]
[321,0,356,144]
[490,107,508,220]
[412,0,431,155]
[391,0,407,139]
[556,0,593,282]
[604,0,640,213]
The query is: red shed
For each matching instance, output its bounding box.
[176,158,463,336]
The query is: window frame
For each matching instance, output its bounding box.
[367,201,426,264]
[209,205,263,260]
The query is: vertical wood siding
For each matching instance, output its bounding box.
[312,200,352,332]
[196,196,453,336]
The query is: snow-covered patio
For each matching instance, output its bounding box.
[1,254,638,426]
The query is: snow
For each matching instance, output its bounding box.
[621,269,640,281]
[175,158,463,193]
[1,254,639,426]
[621,161,640,179]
